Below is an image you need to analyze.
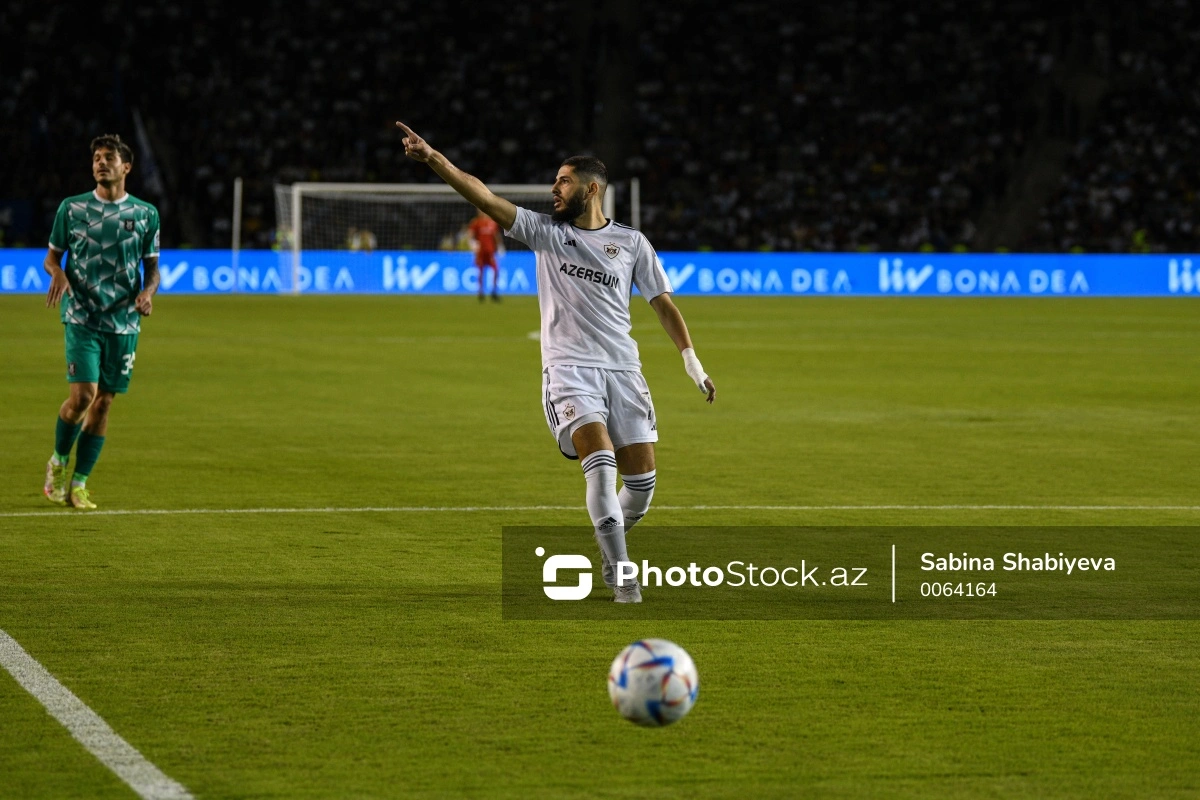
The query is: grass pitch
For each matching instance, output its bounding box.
[1,294,1198,798]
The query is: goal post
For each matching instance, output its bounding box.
[274,182,617,293]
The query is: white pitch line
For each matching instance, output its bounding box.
[2,504,1200,519]
[0,629,192,800]
[661,504,1200,511]
[0,505,582,519]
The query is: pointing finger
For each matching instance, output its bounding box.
[395,121,417,138]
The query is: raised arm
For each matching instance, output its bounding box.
[649,293,716,403]
[395,121,517,230]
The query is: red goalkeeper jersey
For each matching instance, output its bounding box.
[468,216,500,256]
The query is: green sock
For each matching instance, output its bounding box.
[73,432,106,481]
[55,417,82,462]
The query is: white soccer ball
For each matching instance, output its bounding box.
[607,639,699,727]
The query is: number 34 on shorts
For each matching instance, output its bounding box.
[63,323,140,393]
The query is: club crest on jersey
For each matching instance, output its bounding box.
[562,402,576,421]
[604,243,620,259]
[123,219,135,232]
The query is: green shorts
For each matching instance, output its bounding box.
[64,324,139,394]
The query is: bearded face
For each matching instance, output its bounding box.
[551,184,588,222]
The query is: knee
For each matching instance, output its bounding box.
[90,392,116,418]
[66,386,96,414]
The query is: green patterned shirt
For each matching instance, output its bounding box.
[49,191,161,334]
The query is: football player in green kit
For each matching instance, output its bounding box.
[42,134,161,509]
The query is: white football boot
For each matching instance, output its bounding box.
[613,578,642,604]
[44,458,68,505]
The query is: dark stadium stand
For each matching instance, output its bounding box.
[0,1,1193,252]
[629,2,1046,252]
[1020,3,1199,253]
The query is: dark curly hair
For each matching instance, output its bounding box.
[560,155,607,189]
[90,133,134,164]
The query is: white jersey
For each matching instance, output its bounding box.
[505,207,673,370]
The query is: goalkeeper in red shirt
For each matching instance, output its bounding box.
[468,209,503,301]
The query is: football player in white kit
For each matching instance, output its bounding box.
[395,121,715,603]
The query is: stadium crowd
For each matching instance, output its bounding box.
[630,1,1050,252]
[2,0,577,249]
[1021,3,1199,253]
[1,0,1194,253]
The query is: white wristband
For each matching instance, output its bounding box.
[681,348,708,393]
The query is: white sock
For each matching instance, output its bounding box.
[619,470,656,531]
[581,450,628,568]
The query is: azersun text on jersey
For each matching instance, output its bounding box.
[505,207,672,370]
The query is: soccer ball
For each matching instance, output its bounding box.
[607,639,699,727]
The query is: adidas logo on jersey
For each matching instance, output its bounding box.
[564,239,577,247]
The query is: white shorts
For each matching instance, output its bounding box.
[541,365,658,459]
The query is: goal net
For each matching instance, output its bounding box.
[273,183,616,291]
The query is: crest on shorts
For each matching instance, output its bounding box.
[123,219,135,232]
[563,402,576,421]
[604,243,619,259]
[68,362,76,377]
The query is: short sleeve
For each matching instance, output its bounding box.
[504,206,555,250]
[49,200,69,251]
[632,235,672,302]
[143,207,161,258]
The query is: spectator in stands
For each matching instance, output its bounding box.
[2,0,1193,254]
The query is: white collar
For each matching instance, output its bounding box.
[93,190,129,204]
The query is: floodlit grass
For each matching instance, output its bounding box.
[1,295,1198,798]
